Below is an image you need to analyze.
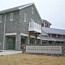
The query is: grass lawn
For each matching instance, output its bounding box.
[0,54,65,65]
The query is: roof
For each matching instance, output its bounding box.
[0,3,34,14]
[42,36,55,41]
[42,36,65,42]
[53,38,65,42]
[42,19,51,25]
[42,27,65,35]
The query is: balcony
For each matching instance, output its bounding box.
[29,21,41,33]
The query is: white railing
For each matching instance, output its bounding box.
[29,21,41,33]
[26,46,62,54]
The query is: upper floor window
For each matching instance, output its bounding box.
[0,15,2,23]
[42,23,44,27]
[62,35,63,38]
[23,13,27,22]
[63,35,65,38]
[58,35,61,38]
[32,7,34,14]
[56,35,58,37]
[45,22,48,27]
[49,34,52,37]
[10,13,13,21]
[52,34,56,37]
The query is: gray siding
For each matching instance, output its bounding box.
[3,4,42,34]
[0,15,4,50]
[0,4,42,50]
[0,34,3,50]
[5,11,19,33]
[19,5,42,34]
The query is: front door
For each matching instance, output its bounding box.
[6,36,15,50]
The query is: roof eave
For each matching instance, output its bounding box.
[0,3,34,14]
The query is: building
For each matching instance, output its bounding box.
[42,20,65,55]
[26,20,65,55]
[0,3,65,55]
[0,3,42,50]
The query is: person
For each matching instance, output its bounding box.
[21,44,26,53]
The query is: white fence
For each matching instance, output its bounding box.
[26,46,62,54]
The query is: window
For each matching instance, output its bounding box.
[32,7,34,14]
[49,34,52,37]
[42,23,44,27]
[58,35,61,38]
[10,13,13,21]
[62,35,63,38]
[42,40,47,44]
[45,22,48,27]
[56,35,58,37]
[52,34,56,37]
[0,15,2,23]
[49,41,52,44]
[23,13,27,22]
[63,35,65,38]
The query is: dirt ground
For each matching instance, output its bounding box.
[0,54,65,65]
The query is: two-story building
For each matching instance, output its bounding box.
[0,3,42,51]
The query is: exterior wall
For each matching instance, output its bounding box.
[3,11,21,50]
[15,33,21,50]
[0,14,4,50]
[0,34,3,50]
[19,5,42,34]
[5,11,19,33]
[19,5,42,45]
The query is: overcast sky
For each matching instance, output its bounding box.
[0,0,65,29]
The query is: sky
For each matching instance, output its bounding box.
[0,0,65,30]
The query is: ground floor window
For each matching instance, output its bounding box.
[42,40,47,44]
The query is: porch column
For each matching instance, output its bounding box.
[28,32,30,44]
[25,37,28,44]
[40,34,42,44]
[15,33,21,50]
[35,34,37,44]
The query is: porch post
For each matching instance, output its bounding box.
[28,32,30,44]
[15,33,21,50]
[40,34,42,44]
[35,34,37,45]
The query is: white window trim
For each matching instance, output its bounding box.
[20,33,28,36]
[24,13,27,22]
[5,33,17,36]
[10,13,13,21]
[0,15,2,23]
[32,7,34,14]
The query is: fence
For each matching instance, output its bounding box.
[26,45,62,54]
